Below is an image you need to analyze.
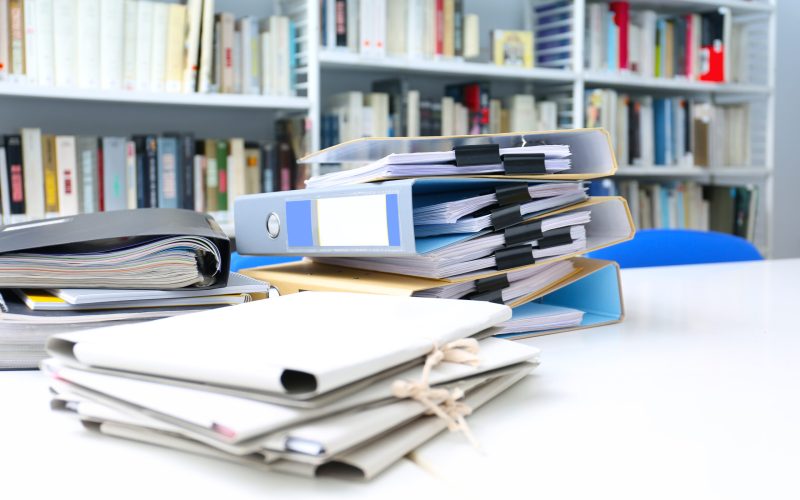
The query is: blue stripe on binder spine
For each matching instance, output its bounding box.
[286,200,314,247]
[386,194,400,247]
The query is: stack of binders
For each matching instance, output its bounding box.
[236,129,635,338]
[43,292,540,480]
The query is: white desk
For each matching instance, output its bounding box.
[2,259,800,499]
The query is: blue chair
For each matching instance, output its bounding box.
[229,252,301,273]
[587,229,763,269]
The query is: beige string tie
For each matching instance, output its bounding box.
[392,338,481,448]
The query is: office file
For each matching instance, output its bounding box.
[235,178,588,257]
[0,209,230,289]
[496,258,625,339]
[46,292,510,400]
[242,259,578,305]
[314,196,634,281]
[301,128,618,188]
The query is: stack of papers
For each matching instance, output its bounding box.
[43,292,540,480]
[0,209,242,370]
[305,145,572,189]
[0,273,269,369]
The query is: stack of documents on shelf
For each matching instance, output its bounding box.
[235,129,634,338]
[44,292,540,481]
[0,209,251,370]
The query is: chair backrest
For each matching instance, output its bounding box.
[587,229,763,268]
[229,253,302,273]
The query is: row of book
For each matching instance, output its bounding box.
[323,79,562,148]
[0,0,296,96]
[0,120,307,223]
[585,2,744,83]
[596,180,758,241]
[585,88,750,168]
[321,0,572,69]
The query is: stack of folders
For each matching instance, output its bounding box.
[44,292,540,481]
[235,129,635,338]
[0,209,268,370]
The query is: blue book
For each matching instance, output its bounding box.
[657,18,667,77]
[664,99,673,166]
[156,136,179,208]
[654,99,667,165]
[660,186,670,228]
[607,11,617,71]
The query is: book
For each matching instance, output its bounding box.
[203,139,218,212]
[125,140,137,209]
[0,0,8,81]
[156,136,179,209]
[196,0,215,93]
[149,1,169,92]
[42,134,59,215]
[2,135,26,217]
[76,0,101,89]
[215,139,228,211]
[75,136,99,213]
[164,3,187,92]
[122,0,137,90]
[21,127,45,219]
[52,0,77,87]
[135,0,153,91]
[55,136,79,216]
[23,0,37,85]
[99,0,124,90]
[101,137,127,212]
[492,30,534,68]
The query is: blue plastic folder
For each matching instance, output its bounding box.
[498,258,624,339]
[235,178,586,257]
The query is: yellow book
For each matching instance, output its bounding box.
[443,0,455,58]
[492,30,534,68]
[165,4,187,93]
[42,135,59,214]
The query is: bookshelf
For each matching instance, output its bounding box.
[0,0,777,254]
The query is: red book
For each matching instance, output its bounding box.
[699,11,724,82]
[609,1,629,70]
[435,0,444,56]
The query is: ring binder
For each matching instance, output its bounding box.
[474,274,510,293]
[504,221,544,246]
[502,153,547,175]
[495,245,536,271]
[494,183,533,206]
[453,144,501,167]
[490,204,524,230]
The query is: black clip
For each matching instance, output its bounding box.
[490,204,523,231]
[502,153,547,175]
[474,273,510,293]
[537,231,574,250]
[494,245,535,271]
[467,289,504,304]
[453,144,501,167]
[504,220,543,246]
[494,183,532,206]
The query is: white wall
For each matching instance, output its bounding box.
[772,0,800,258]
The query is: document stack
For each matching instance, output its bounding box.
[0,209,269,370]
[44,292,540,481]
[235,129,635,338]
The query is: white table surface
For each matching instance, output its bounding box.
[2,259,800,499]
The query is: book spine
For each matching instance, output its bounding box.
[227,137,245,212]
[609,1,628,70]
[434,0,443,56]
[261,143,274,192]
[164,4,186,92]
[42,135,59,214]
[96,139,104,211]
[219,13,235,93]
[204,139,218,211]
[183,0,202,93]
[76,0,101,89]
[21,128,44,219]
[248,18,260,94]
[156,136,178,208]
[102,137,127,211]
[197,0,215,93]
[8,0,25,79]
[260,29,271,95]
[244,145,261,195]
[99,0,124,90]
[125,140,137,209]
[132,136,147,207]
[54,136,78,216]
[76,137,97,213]
[181,134,195,209]
[35,0,53,86]
[145,135,158,208]
[453,0,463,57]
[216,139,228,211]
[150,2,169,93]
[0,0,8,81]
[443,0,454,58]
[135,0,153,91]
[193,146,206,212]
[122,0,138,90]
[335,0,347,47]
[23,0,37,84]
[4,135,26,215]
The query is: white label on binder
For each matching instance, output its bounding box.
[317,195,390,247]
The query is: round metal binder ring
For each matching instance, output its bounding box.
[266,212,281,239]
